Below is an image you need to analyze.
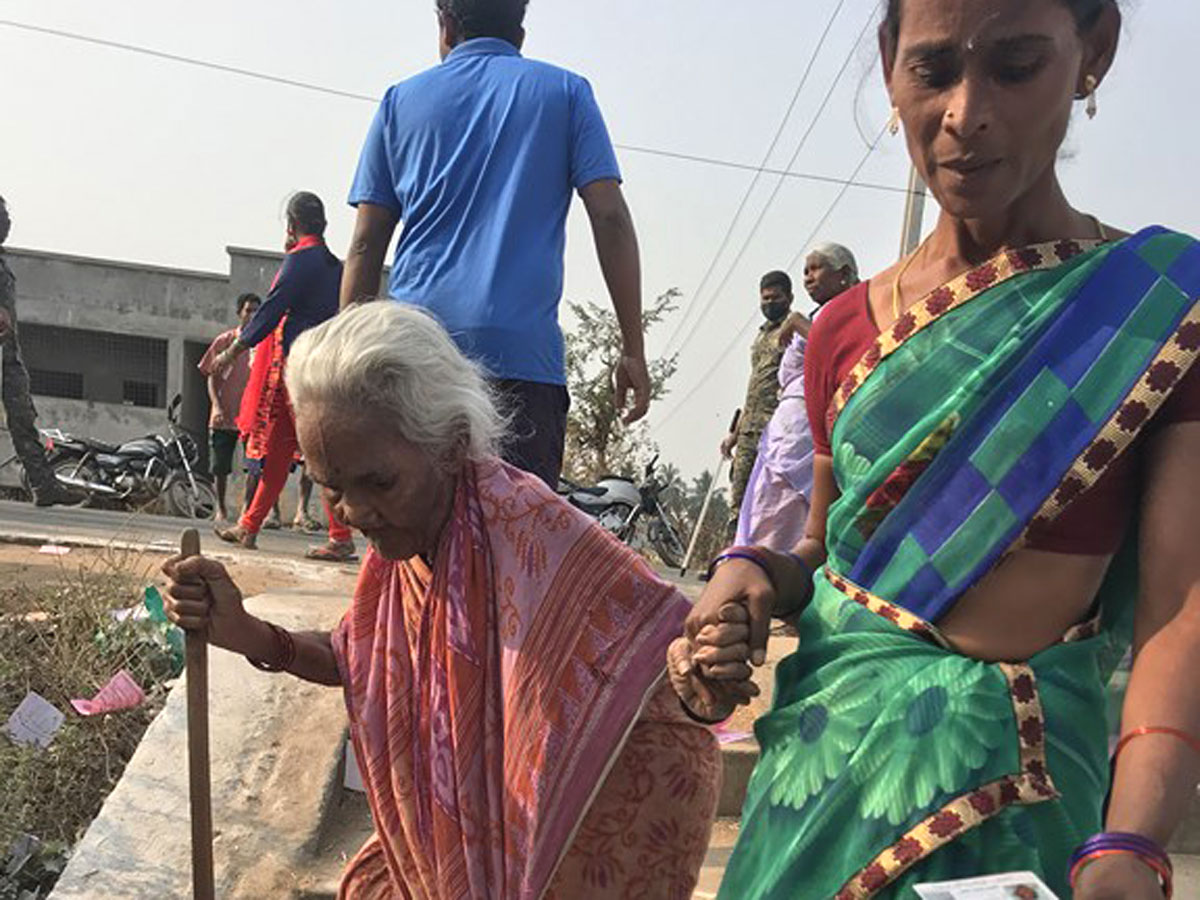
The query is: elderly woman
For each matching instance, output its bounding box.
[164,302,719,899]
[675,1,1200,898]
[735,243,859,550]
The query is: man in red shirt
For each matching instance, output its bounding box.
[198,292,260,523]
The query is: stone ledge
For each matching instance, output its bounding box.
[718,741,759,818]
[51,592,349,899]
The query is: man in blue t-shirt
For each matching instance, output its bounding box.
[340,0,649,487]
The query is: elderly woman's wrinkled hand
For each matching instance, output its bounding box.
[161,554,264,657]
[692,603,755,682]
[667,634,759,724]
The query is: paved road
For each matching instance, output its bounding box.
[0,498,322,557]
[0,498,708,593]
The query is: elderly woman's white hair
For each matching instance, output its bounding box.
[286,301,506,461]
[808,242,860,282]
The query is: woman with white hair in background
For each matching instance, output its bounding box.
[735,242,860,550]
[162,301,720,899]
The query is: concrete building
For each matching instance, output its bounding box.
[0,245,289,485]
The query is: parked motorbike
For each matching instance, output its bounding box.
[559,455,688,568]
[34,395,217,519]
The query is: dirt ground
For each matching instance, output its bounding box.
[0,542,357,617]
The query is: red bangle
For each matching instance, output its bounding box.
[1114,726,1200,764]
[1070,849,1172,898]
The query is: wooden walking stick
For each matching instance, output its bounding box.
[180,528,215,900]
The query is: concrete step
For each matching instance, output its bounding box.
[51,591,349,900]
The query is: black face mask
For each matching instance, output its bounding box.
[762,301,790,323]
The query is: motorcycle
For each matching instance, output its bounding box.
[559,455,688,569]
[34,394,217,519]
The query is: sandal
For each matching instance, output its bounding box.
[293,515,323,534]
[214,524,258,550]
[306,540,358,563]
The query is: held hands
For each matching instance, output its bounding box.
[614,352,651,425]
[719,432,737,460]
[161,554,266,658]
[669,559,779,720]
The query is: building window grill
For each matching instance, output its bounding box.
[20,324,168,408]
[122,380,159,408]
[28,368,85,400]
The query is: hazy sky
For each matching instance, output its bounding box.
[2,1,1198,481]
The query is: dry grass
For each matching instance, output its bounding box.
[0,545,178,895]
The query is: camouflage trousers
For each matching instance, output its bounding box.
[726,429,762,539]
[3,324,53,492]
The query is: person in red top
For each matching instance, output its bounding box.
[674,2,1200,896]
[198,292,259,523]
[212,193,355,558]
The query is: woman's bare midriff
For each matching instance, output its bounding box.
[936,548,1113,662]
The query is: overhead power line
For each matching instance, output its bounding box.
[651,124,886,435]
[0,16,908,199]
[660,0,850,353]
[0,18,381,103]
[664,3,878,361]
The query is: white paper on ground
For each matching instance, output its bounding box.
[344,736,365,792]
[3,691,66,749]
[913,871,1059,900]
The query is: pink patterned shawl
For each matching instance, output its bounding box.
[331,457,693,899]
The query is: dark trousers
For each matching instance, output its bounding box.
[490,379,570,488]
[2,320,53,491]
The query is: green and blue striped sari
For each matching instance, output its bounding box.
[719,227,1200,899]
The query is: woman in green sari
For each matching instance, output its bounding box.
[670,1,1200,897]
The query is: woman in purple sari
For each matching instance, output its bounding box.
[736,243,859,550]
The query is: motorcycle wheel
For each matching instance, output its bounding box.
[650,516,687,569]
[50,458,98,508]
[163,474,218,520]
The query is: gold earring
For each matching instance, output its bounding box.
[887,106,901,136]
[1084,74,1098,119]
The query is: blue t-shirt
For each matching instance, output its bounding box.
[348,38,622,385]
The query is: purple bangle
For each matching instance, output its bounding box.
[707,547,775,590]
[1069,832,1172,880]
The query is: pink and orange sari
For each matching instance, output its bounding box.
[332,458,719,900]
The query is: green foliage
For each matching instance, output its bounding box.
[563,289,679,481]
[672,469,732,569]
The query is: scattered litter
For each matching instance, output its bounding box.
[344,737,366,792]
[38,544,71,556]
[71,670,146,717]
[3,691,65,749]
[144,585,185,674]
[108,606,148,623]
[715,730,754,745]
[144,585,168,621]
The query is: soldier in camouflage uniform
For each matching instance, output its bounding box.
[0,196,71,506]
[720,270,794,537]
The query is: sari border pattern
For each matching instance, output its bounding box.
[829,239,1103,425]
[833,661,1058,900]
[1022,300,1200,536]
[824,568,952,650]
